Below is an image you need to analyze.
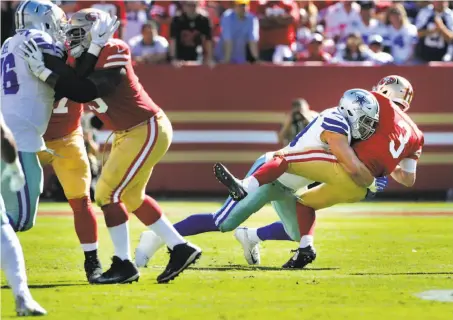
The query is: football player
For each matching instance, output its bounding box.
[214,80,423,268]
[134,89,387,268]
[1,0,67,233]
[1,113,46,316]
[19,8,202,284]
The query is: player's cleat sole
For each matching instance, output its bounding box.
[91,256,140,285]
[213,163,247,201]
[135,230,165,268]
[157,243,202,284]
[282,246,317,269]
[234,227,260,265]
[15,295,47,317]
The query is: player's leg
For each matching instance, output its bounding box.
[46,130,101,282]
[0,196,46,316]
[1,152,43,232]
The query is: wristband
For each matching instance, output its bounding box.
[367,178,377,192]
[88,43,102,57]
[7,157,23,173]
[38,68,52,82]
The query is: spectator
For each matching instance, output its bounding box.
[383,3,418,65]
[129,21,169,64]
[346,1,382,44]
[295,5,318,53]
[1,1,18,45]
[324,0,361,43]
[296,33,332,62]
[278,98,318,146]
[368,34,394,64]
[250,0,299,62]
[215,0,259,64]
[74,0,127,39]
[415,1,453,62]
[169,0,214,66]
[332,32,373,63]
[150,1,180,39]
[123,1,149,44]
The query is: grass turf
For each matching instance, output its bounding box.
[1,201,452,319]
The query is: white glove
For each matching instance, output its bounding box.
[88,14,120,56]
[2,159,25,192]
[17,39,52,82]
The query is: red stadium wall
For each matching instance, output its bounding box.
[45,65,453,194]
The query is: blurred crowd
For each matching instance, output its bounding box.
[2,0,453,65]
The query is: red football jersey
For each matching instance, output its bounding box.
[353,92,424,177]
[43,98,83,141]
[87,39,160,131]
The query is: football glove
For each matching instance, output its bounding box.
[88,14,120,56]
[1,159,25,192]
[17,39,52,82]
[366,176,388,197]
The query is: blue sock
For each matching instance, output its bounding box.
[257,222,293,241]
[173,213,219,236]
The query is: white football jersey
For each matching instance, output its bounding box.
[1,29,63,152]
[266,107,352,194]
[383,24,418,65]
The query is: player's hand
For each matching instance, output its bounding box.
[17,39,50,81]
[367,176,388,193]
[1,159,25,192]
[90,14,120,48]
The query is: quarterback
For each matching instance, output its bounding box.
[19,8,202,284]
[134,89,387,268]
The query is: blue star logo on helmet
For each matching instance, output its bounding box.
[352,92,370,107]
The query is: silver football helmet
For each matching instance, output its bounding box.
[373,75,413,112]
[338,89,380,141]
[15,0,67,42]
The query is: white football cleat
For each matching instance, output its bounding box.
[135,230,165,268]
[234,227,261,265]
[16,295,47,317]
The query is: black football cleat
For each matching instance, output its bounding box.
[157,243,202,284]
[91,256,139,285]
[84,256,103,284]
[213,163,248,201]
[282,246,317,269]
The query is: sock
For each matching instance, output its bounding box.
[173,213,219,236]
[241,176,260,193]
[84,249,98,260]
[133,196,162,226]
[251,156,288,187]
[102,203,131,261]
[1,223,31,299]
[296,203,316,248]
[256,222,293,241]
[148,215,185,250]
[68,197,98,252]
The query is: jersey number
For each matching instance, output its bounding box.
[389,120,411,159]
[0,53,19,95]
[53,98,109,114]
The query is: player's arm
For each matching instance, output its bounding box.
[321,131,375,188]
[390,162,416,187]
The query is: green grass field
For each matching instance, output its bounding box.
[1,201,453,319]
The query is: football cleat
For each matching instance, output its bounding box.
[91,256,139,285]
[15,295,47,317]
[234,227,260,265]
[213,163,247,201]
[135,230,165,268]
[157,243,202,284]
[84,256,103,283]
[282,246,317,269]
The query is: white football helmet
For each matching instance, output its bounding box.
[15,0,67,42]
[373,75,413,112]
[66,8,107,58]
[338,89,380,141]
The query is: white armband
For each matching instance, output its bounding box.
[38,68,52,82]
[399,158,417,173]
[88,43,102,57]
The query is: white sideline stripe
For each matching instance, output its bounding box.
[107,54,129,60]
[285,153,337,162]
[94,130,453,146]
[103,61,128,68]
[111,118,156,202]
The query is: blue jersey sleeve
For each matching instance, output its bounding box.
[24,30,64,58]
[321,110,350,136]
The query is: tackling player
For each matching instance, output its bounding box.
[19,8,202,284]
[1,114,46,316]
[215,79,423,268]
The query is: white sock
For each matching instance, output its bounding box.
[108,222,131,261]
[148,215,185,250]
[1,223,32,299]
[81,242,98,252]
[247,228,261,243]
[299,235,314,248]
[242,176,259,193]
